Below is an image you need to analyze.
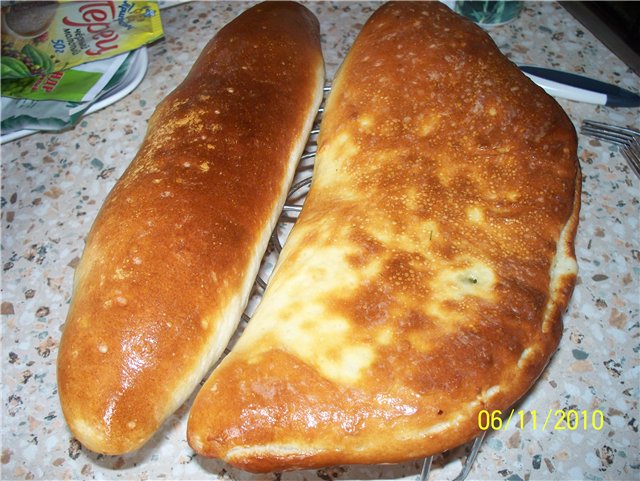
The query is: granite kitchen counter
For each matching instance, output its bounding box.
[1,2,638,480]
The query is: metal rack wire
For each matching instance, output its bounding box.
[239,87,486,480]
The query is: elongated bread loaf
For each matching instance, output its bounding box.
[57,1,324,455]
[187,1,580,472]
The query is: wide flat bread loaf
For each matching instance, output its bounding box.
[187,1,580,472]
[56,1,324,455]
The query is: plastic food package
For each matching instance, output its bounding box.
[0,49,142,137]
[0,1,161,141]
[1,51,128,101]
[1,0,162,78]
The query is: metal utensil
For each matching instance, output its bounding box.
[621,137,640,178]
[580,120,640,177]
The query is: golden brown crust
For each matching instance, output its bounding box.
[56,1,324,455]
[187,1,580,472]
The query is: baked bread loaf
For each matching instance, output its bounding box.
[187,1,580,472]
[57,1,324,455]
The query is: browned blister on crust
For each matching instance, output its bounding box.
[187,1,580,472]
[56,1,324,455]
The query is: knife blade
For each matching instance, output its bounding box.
[519,65,640,107]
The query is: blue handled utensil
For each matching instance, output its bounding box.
[519,65,640,107]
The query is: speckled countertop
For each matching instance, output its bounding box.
[1,1,638,480]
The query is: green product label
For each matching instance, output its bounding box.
[1,1,163,79]
[2,69,101,102]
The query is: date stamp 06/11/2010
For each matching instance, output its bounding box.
[477,409,605,432]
